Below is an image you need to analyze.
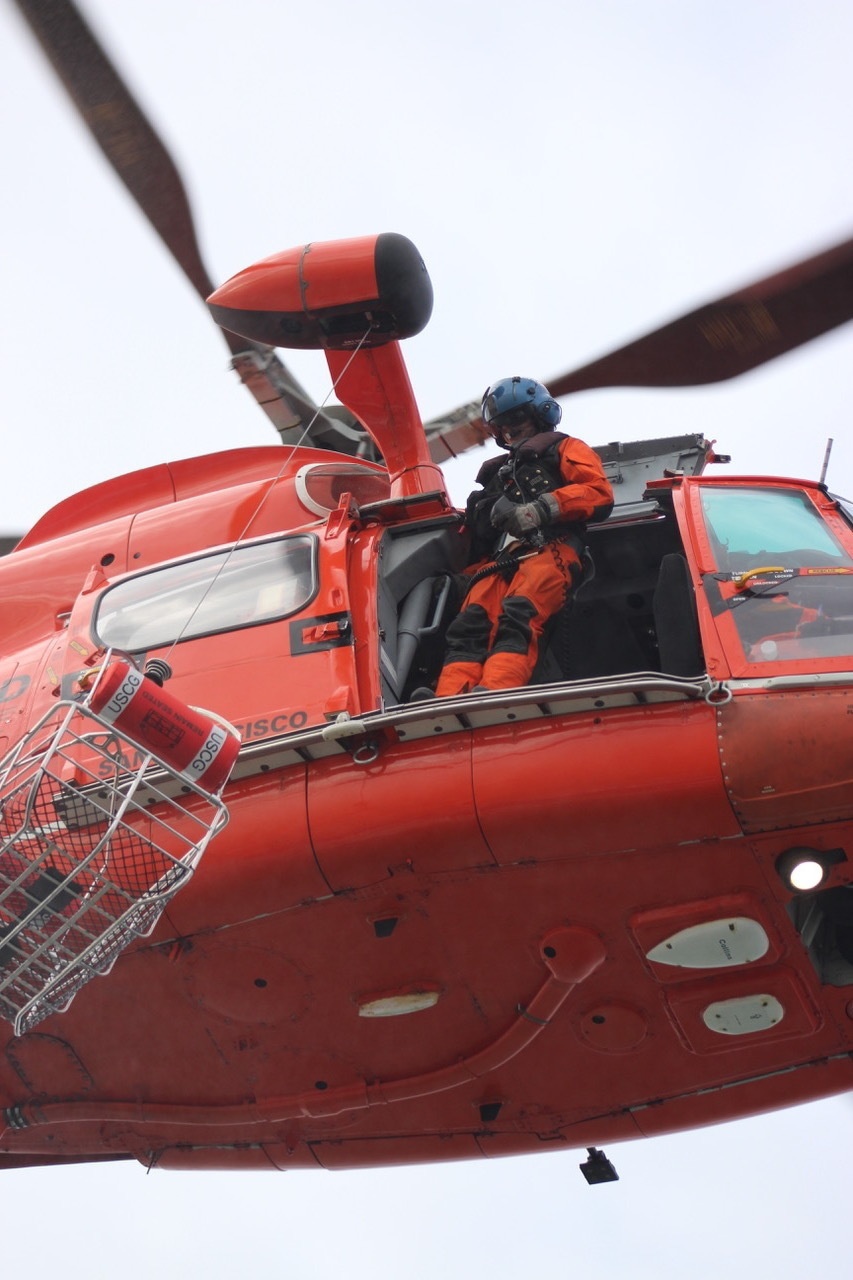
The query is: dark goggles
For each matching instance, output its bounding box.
[489,407,534,433]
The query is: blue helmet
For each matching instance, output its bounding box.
[481,376,562,446]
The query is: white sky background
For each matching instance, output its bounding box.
[0,1,852,1275]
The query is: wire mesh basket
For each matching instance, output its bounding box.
[0,698,231,1035]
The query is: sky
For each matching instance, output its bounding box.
[1,1,852,1276]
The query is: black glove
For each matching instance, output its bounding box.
[489,495,517,532]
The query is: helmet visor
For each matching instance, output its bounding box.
[489,406,535,439]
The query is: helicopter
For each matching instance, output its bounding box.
[1,0,853,1181]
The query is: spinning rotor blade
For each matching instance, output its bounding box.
[12,0,211,300]
[548,234,853,396]
[12,0,357,451]
[425,234,853,463]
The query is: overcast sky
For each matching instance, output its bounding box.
[1,2,852,1276]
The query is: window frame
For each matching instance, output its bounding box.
[687,480,853,677]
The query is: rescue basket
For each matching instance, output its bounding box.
[0,682,237,1035]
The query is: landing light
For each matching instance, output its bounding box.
[788,859,825,892]
[775,847,845,893]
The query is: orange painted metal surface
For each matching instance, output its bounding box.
[2,444,853,1176]
[473,701,740,862]
[326,343,448,499]
[307,735,495,889]
[207,239,378,316]
[717,687,853,831]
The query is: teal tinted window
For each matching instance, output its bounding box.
[700,487,850,570]
[699,487,853,665]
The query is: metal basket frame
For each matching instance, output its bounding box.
[0,698,230,1035]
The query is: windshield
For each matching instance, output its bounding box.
[699,487,853,666]
[700,487,849,569]
[95,536,316,652]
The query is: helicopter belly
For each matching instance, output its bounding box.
[3,687,853,1171]
[4,831,853,1172]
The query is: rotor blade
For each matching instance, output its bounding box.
[11,0,362,450]
[424,401,490,464]
[547,234,853,397]
[12,0,215,299]
[424,234,853,462]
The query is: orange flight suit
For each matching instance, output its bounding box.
[435,434,613,695]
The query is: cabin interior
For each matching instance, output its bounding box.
[378,434,709,705]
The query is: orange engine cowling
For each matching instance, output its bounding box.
[206,232,433,351]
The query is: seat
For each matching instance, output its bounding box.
[652,553,704,676]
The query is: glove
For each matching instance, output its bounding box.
[489,495,518,532]
[500,498,556,539]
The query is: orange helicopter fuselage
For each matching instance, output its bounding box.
[6,0,853,1180]
[2,435,853,1173]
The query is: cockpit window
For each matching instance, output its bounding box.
[699,487,853,666]
[700,487,850,570]
[95,536,316,652]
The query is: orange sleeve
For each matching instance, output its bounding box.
[549,437,614,523]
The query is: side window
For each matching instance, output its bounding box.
[94,536,316,651]
[295,462,390,516]
[699,487,853,665]
[700,487,851,570]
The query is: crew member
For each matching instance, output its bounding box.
[430,376,613,696]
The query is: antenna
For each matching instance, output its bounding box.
[819,437,834,486]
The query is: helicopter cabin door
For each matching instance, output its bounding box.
[684,478,853,680]
[84,533,353,743]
